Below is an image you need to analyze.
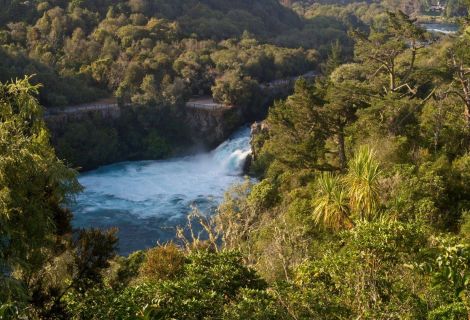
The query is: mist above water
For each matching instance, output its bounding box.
[72,126,252,255]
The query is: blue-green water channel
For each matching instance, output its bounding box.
[72,127,251,255]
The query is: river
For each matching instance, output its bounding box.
[72,126,252,255]
[422,23,459,34]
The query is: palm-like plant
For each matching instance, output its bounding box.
[345,146,381,221]
[312,172,353,230]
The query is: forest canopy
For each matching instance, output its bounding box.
[0,0,351,108]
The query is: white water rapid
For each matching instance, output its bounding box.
[72,126,252,254]
[422,23,459,34]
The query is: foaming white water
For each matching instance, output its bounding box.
[422,23,459,34]
[212,131,252,175]
[72,126,252,254]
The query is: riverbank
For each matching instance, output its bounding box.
[416,15,460,24]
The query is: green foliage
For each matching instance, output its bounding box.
[53,106,181,170]
[55,118,120,169]
[216,180,259,253]
[243,9,470,320]
[65,250,268,320]
[0,0,347,108]
[256,78,329,175]
[223,289,284,320]
[3,2,470,319]
[104,250,145,289]
[72,228,118,288]
[345,146,381,220]
[212,69,259,106]
[143,131,171,159]
[461,211,470,240]
[139,243,186,281]
[0,77,79,294]
[248,179,279,210]
[428,302,468,320]
[312,172,351,230]
[429,237,470,299]
[0,77,123,319]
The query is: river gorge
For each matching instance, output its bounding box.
[68,22,457,256]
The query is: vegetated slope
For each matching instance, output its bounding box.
[129,0,304,39]
[0,0,349,107]
[1,0,303,38]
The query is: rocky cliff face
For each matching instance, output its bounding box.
[44,103,121,136]
[184,106,244,148]
[250,121,269,160]
[45,102,244,148]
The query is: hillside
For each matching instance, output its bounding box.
[0,0,350,108]
[1,0,303,37]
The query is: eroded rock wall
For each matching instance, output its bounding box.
[183,106,244,148]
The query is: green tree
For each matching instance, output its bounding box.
[0,77,82,318]
[322,68,365,170]
[352,11,427,97]
[311,147,381,230]
[260,78,329,173]
[0,78,119,318]
[312,172,352,230]
[65,250,268,320]
[426,237,470,318]
[446,32,470,127]
[345,146,382,221]
[212,69,258,106]
[0,77,79,292]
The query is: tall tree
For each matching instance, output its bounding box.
[312,172,353,230]
[0,77,80,300]
[446,32,470,127]
[352,11,426,97]
[345,147,381,221]
[263,78,330,171]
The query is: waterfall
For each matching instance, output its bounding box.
[212,127,251,175]
[72,126,252,254]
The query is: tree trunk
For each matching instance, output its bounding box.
[337,122,347,171]
[465,104,470,128]
[451,52,470,129]
[390,61,396,92]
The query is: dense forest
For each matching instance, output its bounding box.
[285,0,469,18]
[0,0,363,169]
[1,0,470,319]
[0,0,349,107]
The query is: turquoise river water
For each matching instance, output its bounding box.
[72,127,251,255]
